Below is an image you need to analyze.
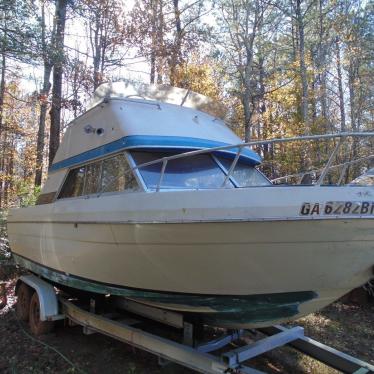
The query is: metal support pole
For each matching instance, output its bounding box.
[61,299,232,374]
[317,138,342,185]
[221,146,243,187]
[222,326,304,367]
[260,325,374,373]
[183,322,194,347]
[197,330,244,353]
[156,159,168,192]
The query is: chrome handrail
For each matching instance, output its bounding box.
[272,154,374,184]
[130,132,374,190]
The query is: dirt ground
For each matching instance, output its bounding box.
[0,275,373,374]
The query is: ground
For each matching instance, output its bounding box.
[0,275,373,374]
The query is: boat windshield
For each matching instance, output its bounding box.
[130,151,271,190]
[215,156,271,187]
[131,151,234,190]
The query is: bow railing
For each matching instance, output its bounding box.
[131,132,374,191]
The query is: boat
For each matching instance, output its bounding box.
[7,81,374,329]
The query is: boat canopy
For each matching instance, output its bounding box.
[87,80,227,119]
[50,81,262,173]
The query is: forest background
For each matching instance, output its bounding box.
[0,0,373,210]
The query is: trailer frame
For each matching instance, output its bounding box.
[16,275,374,374]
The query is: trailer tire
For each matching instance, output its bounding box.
[29,292,54,335]
[16,283,32,321]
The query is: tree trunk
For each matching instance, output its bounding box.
[243,94,253,142]
[150,50,156,84]
[35,64,52,186]
[1,132,8,209]
[320,70,328,127]
[295,0,309,131]
[291,19,297,62]
[348,61,357,132]
[0,52,5,136]
[49,0,68,167]
[348,59,359,179]
[92,13,102,90]
[318,0,328,129]
[258,55,266,154]
[335,39,346,132]
[0,52,6,210]
[150,0,157,84]
[35,3,53,186]
[310,52,317,123]
[4,138,14,208]
[169,0,182,85]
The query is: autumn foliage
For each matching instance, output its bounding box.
[0,0,373,209]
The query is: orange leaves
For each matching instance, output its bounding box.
[38,94,49,105]
[173,60,223,101]
[0,76,39,209]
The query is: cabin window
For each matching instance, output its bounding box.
[131,151,234,190]
[101,154,139,193]
[84,162,102,195]
[59,166,86,198]
[58,154,139,199]
[216,157,271,187]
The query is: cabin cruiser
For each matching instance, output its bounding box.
[7,81,374,328]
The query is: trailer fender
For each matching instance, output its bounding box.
[18,275,61,321]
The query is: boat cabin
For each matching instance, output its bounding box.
[37,81,270,204]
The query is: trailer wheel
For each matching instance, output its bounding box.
[16,283,32,321]
[29,292,54,335]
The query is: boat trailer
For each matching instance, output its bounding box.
[17,275,374,374]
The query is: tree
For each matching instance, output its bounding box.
[49,0,68,167]
[129,0,209,85]
[0,0,36,135]
[0,0,38,208]
[294,0,309,130]
[216,0,273,141]
[35,0,54,186]
[0,79,39,209]
[172,57,224,101]
[74,0,128,91]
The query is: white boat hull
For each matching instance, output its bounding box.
[8,186,374,327]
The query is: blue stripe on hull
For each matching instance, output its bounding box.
[13,253,317,327]
[49,135,261,172]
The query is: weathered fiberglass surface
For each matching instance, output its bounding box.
[13,254,317,326]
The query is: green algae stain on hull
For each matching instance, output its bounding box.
[13,254,317,326]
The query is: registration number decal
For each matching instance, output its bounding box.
[300,201,374,216]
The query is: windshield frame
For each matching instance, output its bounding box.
[213,154,272,187]
[127,149,271,191]
[129,150,237,191]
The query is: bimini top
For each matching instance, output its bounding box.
[50,81,261,172]
[87,80,228,119]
